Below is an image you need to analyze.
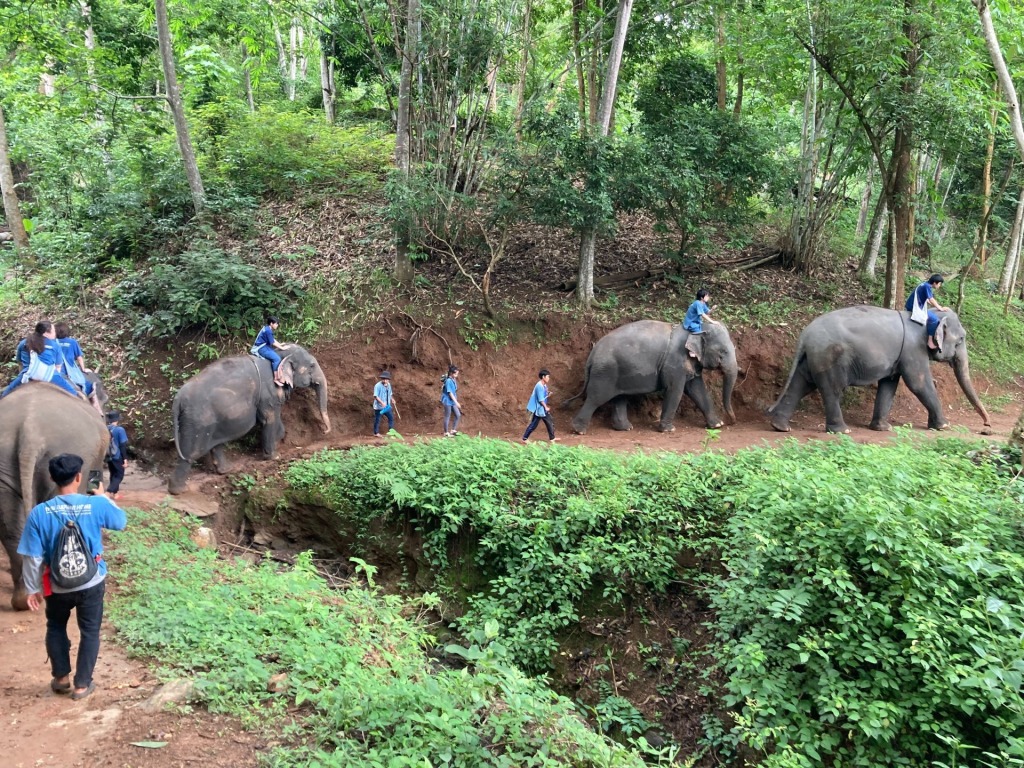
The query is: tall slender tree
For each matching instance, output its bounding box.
[0,104,31,257]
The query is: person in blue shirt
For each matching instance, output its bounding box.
[522,368,557,443]
[17,453,126,701]
[682,289,717,334]
[441,365,462,436]
[372,371,396,437]
[251,316,289,386]
[0,336,29,398]
[1,321,82,400]
[105,411,130,499]
[54,322,95,397]
[905,274,949,350]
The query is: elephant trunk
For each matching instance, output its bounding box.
[721,360,738,424]
[953,346,990,426]
[314,373,332,433]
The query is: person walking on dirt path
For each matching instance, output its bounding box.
[17,453,126,701]
[905,274,949,350]
[105,411,129,499]
[522,369,557,443]
[441,365,462,436]
[251,316,290,386]
[373,371,396,437]
[682,289,717,334]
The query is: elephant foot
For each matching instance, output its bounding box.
[656,424,676,433]
[769,419,791,433]
[929,421,951,431]
[572,428,587,435]
[611,423,634,432]
[826,425,851,435]
[868,421,892,432]
[11,587,29,611]
[706,421,724,429]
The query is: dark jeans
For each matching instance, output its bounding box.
[522,413,555,441]
[107,457,125,493]
[45,580,106,689]
[373,408,394,435]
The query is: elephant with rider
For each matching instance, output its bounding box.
[566,320,738,434]
[0,383,110,610]
[768,305,990,434]
[169,345,331,494]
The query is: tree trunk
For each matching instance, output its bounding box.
[0,104,31,257]
[571,0,586,133]
[575,0,633,307]
[320,45,335,124]
[883,128,912,309]
[288,19,298,100]
[393,0,419,287]
[978,91,998,268]
[299,23,308,82]
[856,161,874,238]
[514,0,533,140]
[715,8,727,111]
[155,0,206,217]
[999,185,1024,297]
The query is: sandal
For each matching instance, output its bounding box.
[71,682,95,701]
[50,678,71,695]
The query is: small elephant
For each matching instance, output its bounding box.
[768,305,990,434]
[566,320,738,433]
[0,383,109,610]
[169,345,331,494]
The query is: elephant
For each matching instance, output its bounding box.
[768,305,990,434]
[169,345,331,494]
[0,383,109,610]
[566,320,738,434]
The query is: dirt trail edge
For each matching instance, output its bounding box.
[0,465,258,768]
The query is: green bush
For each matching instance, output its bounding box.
[108,509,646,768]
[712,437,1024,767]
[112,243,304,337]
[216,109,393,196]
[285,439,726,671]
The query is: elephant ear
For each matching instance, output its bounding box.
[684,332,704,363]
[278,355,295,388]
[934,316,948,355]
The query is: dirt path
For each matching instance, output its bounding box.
[2,405,1016,768]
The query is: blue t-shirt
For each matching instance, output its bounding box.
[526,381,549,417]
[373,381,392,410]
[254,325,276,348]
[18,493,127,591]
[57,337,84,369]
[36,338,64,368]
[905,282,934,312]
[108,425,129,460]
[441,376,458,406]
[683,300,711,333]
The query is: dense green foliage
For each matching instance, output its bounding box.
[286,439,726,671]
[109,509,647,767]
[281,436,1024,765]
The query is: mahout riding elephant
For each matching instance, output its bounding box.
[169,345,331,494]
[566,320,738,434]
[768,305,990,434]
[0,383,109,610]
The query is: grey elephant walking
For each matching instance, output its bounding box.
[0,383,109,610]
[768,305,990,434]
[169,346,331,494]
[566,320,738,434]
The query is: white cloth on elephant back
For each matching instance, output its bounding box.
[910,286,929,325]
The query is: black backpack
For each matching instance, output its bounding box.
[49,503,98,589]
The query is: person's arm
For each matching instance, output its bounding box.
[75,354,91,373]
[927,296,949,311]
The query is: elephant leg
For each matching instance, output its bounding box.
[259,407,284,458]
[684,377,723,429]
[769,368,816,432]
[572,393,613,434]
[870,376,901,431]
[815,368,851,434]
[657,380,687,432]
[4,539,28,611]
[211,445,234,474]
[610,396,633,431]
[900,369,948,430]
[168,459,191,495]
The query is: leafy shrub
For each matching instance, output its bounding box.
[113,243,304,337]
[216,109,393,196]
[712,437,1024,767]
[108,509,646,767]
[285,439,726,671]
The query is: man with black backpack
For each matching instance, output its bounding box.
[17,454,126,701]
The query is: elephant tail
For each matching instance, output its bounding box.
[561,360,591,407]
[172,395,188,462]
[767,346,807,415]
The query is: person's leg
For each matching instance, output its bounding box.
[386,410,394,431]
[44,592,75,684]
[0,377,21,398]
[522,414,541,441]
[259,348,283,381]
[373,409,383,435]
[543,414,556,440]
[442,404,453,434]
[48,374,83,399]
[451,405,462,434]
[107,458,125,494]
[926,312,939,348]
[72,581,105,691]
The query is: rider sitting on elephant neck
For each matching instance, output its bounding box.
[905,274,949,350]
[54,322,95,399]
[0,321,83,401]
[251,316,290,386]
[683,289,717,335]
